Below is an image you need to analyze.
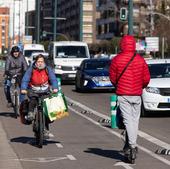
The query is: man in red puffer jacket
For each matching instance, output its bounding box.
[109,35,150,161]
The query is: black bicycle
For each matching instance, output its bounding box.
[32,92,49,148]
[10,75,20,118]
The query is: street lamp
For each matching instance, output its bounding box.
[42,31,69,41]
[43,17,66,41]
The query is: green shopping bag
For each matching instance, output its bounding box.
[43,92,69,121]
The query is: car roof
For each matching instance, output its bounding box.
[146,59,170,64]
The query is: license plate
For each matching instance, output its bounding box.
[98,81,112,86]
[68,74,76,78]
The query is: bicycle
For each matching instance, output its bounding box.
[10,75,20,118]
[32,92,49,148]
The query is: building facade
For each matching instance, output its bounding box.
[41,0,96,44]
[96,0,153,40]
[0,7,9,54]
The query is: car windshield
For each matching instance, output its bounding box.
[24,50,44,57]
[55,46,87,58]
[148,63,170,78]
[84,60,111,70]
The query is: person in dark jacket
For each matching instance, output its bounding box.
[4,46,28,107]
[21,54,58,138]
[109,35,150,163]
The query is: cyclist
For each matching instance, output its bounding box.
[4,46,28,107]
[20,54,58,138]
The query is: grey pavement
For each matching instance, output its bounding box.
[0,69,23,169]
[0,121,23,169]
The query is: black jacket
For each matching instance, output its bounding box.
[5,54,28,78]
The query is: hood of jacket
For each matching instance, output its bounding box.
[120,35,136,53]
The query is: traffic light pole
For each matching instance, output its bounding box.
[128,0,133,35]
[36,0,40,43]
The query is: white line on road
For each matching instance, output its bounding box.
[114,162,135,169]
[56,143,64,148]
[69,106,170,166]
[13,155,76,162]
[66,97,170,150]
[67,154,77,160]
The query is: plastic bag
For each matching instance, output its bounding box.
[43,92,69,121]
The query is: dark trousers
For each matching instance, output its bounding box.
[28,90,50,130]
[4,79,12,103]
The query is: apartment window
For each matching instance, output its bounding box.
[83,25,93,33]
[98,25,102,35]
[83,2,93,11]
[2,26,5,30]
[83,15,93,22]
[104,24,108,33]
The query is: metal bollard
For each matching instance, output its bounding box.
[110,95,118,128]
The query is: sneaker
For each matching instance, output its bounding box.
[7,102,13,108]
[44,129,54,139]
[25,112,34,122]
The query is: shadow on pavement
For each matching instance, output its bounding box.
[10,136,60,148]
[0,112,17,118]
[84,148,126,162]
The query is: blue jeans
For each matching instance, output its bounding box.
[4,79,11,103]
[4,79,25,103]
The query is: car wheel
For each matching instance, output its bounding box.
[75,77,80,92]
[141,102,147,117]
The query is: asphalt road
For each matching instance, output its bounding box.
[0,76,170,169]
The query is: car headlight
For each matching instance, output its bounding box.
[145,87,160,94]
[55,65,62,69]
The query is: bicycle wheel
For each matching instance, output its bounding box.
[14,92,19,118]
[35,109,44,148]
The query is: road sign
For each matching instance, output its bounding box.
[145,37,159,52]
[23,35,33,44]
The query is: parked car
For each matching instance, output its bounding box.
[142,59,170,116]
[75,58,114,92]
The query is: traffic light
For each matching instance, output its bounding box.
[120,7,127,21]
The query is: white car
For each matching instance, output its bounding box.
[142,59,170,116]
[28,52,49,65]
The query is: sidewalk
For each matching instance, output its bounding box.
[0,121,23,169]
[0,71,23,169]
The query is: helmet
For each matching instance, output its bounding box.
[11,46,20,53]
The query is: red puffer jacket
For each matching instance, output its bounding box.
[109,35,150,96]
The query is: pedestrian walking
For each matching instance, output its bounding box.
[109,35,150,163]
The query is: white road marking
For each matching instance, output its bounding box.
[69,106,170,166]
[13,155,76,162]
[114,162,135,169]
[66,97,170,150]
[67,154,77,160]
[56,143,63,148]
[138,131,170,150]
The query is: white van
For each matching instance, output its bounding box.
[48,41,90,81]
[23,44,45,65]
